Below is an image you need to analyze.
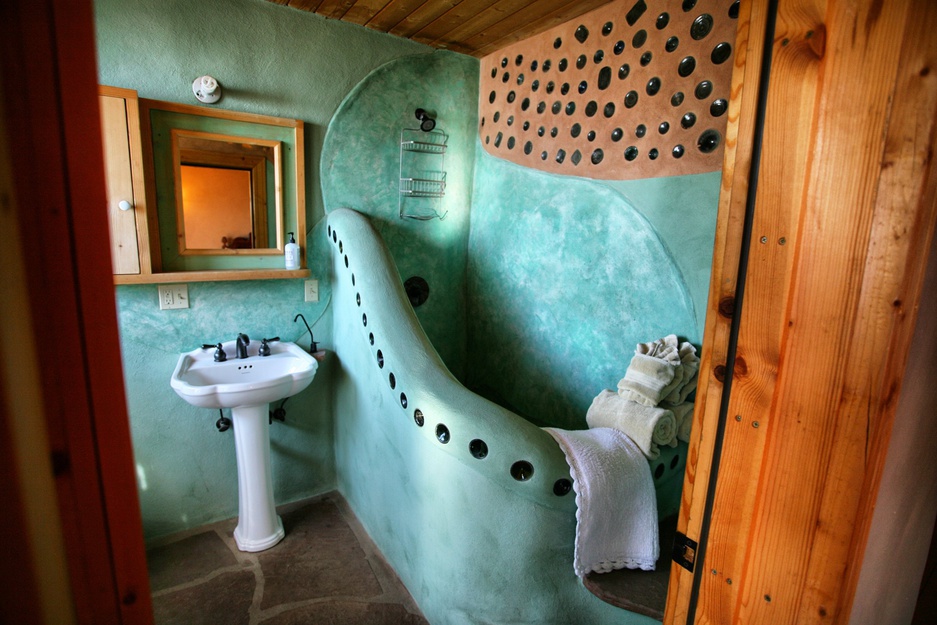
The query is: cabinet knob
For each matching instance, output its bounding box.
[118,200,133,211]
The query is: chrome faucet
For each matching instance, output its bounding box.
[236,333,250,359]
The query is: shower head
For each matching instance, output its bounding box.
[415,108,436,132]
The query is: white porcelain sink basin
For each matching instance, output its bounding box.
[171,340,317,409]
[170,338,319,552]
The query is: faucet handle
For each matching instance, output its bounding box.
[213,343,227,362]
[258,336,280,358]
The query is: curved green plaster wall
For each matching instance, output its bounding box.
[320,50,480,377]
[316,48,712,435]
[328,209,655,625]
[603,174,721,337]
[321,50,707,624]
[466,153,698,430]
[95,0,431,540]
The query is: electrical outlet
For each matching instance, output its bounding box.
[304,279,319,303]
[158,284,189,310]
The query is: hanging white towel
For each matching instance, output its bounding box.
[545,427,659,576]
[586,390,676,459]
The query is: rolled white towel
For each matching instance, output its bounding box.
[669,375,698,406]
[617,353,677,407]
[663,342,700,406]
[636,334,681,362]
[586,390,677,459]
[671,402,695,443]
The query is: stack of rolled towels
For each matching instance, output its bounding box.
[586,335,698,459]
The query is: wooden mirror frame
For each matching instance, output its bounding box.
[115,98,306,284]
[171,129,282,255]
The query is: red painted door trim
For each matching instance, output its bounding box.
[0,0,152,622]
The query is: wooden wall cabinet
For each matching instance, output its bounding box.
[98,86,308,284]
[98,85,153,276]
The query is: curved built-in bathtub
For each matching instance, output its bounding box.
[328,207,685,625]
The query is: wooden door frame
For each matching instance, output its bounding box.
[665,0,937,623]
[3,0,935,623]
[664,0,773,621]
[0,0,152,622]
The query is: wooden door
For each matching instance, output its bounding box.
[665,0,937,624]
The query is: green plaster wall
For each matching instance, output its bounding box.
[603,173,722,336]
[95,0,432,229]
[117,274,332,539]
[321,50,709,624]
[320,51,480,377]
[465,156,717,430]
[328,208,655,625]
[95,0,431,540]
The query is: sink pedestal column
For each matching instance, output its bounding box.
[230,404,284,552]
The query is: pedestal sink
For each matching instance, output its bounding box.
[170,340,318,551]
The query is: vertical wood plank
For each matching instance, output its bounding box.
[99,93,141,274]
[734,0,916,621]
[695,0,829,621]
[0,69,77,625]
[678,0,937,623]
[809,0,937,617]
[123,91,154,275]
[663,0,769,620]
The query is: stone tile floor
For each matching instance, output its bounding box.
[146,493,429,625]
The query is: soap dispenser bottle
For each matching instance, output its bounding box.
[285,231,300,270]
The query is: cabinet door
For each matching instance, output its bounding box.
[99,87,145,274]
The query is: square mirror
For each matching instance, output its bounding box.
[141,99,305,274]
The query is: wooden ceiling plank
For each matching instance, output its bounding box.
[284,0,324,11]
[388,0,463,39]
[316,0,355,20]
[405,0,502,44]
[315,0,358,20]
[415,0,544,48]
[342,0,394,25]
[472,0,610,58]
[462,0,612,57]
[364,0,429,32]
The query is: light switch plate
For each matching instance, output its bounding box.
[158,284,189,310]
[304,279,319,303]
